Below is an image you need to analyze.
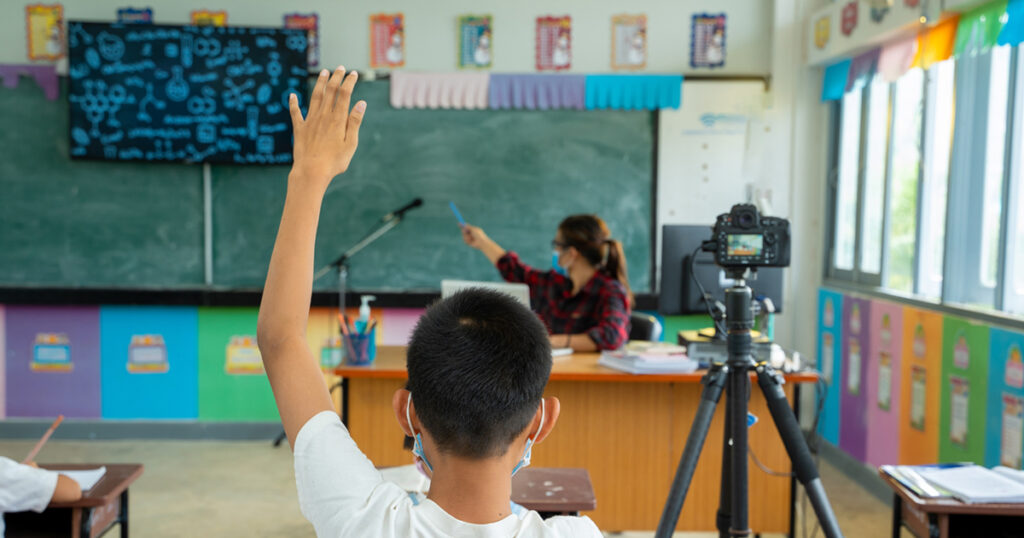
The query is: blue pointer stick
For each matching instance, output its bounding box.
[449,201,467,228]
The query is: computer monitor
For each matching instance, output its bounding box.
[440,280,531,308]
[659,224,784,315]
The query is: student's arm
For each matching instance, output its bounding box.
[257,67,366,450]
[551,285,630,351]
[51,475,82,503]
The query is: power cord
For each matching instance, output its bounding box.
[689,244,727,336]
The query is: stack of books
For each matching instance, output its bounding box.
[881,464,1024,503]
[598,342,697,375]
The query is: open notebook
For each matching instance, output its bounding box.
[59,467,106,492]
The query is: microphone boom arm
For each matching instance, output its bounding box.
[313,215,402,281]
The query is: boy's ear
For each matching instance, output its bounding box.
[392,388,415,437]
[533,396,561,444]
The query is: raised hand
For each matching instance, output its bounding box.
[289,66,366,191]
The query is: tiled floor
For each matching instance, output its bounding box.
[0,438,906,537]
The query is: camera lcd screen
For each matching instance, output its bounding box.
[726,234,763,257]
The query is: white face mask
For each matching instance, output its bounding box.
[405,397,545,477]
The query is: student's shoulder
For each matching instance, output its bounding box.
[533,514,602,536]
[594,273,628,296]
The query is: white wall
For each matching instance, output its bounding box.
[1,0,772,74]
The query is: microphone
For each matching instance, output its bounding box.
[381,198,423,221]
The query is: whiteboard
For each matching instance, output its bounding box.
[655,80,767,289]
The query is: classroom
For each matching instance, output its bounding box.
[1,0,1023,537]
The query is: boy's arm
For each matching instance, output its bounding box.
[52,474,82,502]
[257,67,366,450]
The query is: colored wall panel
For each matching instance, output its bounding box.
[4,306,101,418]
[866,300,903,466]
[986,328,1024,469]
[0,305,5,418]
[197,307,278,421]
[899,307,943,464]
[100,306,198,419]
[817,289,843,445]
[840,297,870,461]
[939,317,989,464]
[307,307,343,412]
[381,308,424,346]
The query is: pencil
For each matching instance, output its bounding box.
[364,318,378,335]
[23,415,63,464]
[337,313,350,336]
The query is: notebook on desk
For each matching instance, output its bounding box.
[59,467,106,492]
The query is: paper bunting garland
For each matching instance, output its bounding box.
[0,64,59,100]
[489,74,584,110]
[821,59,852,102]
[915,15,960,69]
[999,0,1024,47]
[878,36,919,82]
[953,1,1008,57]
[584,75,681,110]
[846,48,881,92]
[390,72,489,109]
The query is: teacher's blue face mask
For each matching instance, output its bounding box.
[552,251,569,277]
[406,397,545,477]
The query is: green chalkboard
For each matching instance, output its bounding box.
[0,79,204,288]
[0,79,653,292]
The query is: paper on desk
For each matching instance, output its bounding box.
[379,464,430,493]
[59,466,106,492]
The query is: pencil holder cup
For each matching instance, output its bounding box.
[343,329,376,366]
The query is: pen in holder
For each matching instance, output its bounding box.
[343,328,377,366]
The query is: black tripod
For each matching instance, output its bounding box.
[656,271,843,538]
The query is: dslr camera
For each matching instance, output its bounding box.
[706,204,790,269]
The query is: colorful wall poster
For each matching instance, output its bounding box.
[197,308,278,421]
[370,13,405,68]
[817,288,844,445]
[380,308,424,346]
[116,7,153,24]
[458,15,492,69]
[26,4,65,61]
[0,305,5,418]
[939,316,989,464]
[190,10,227,27]
[100,306,198,419]
[536,16,571,71]
[899,307,943,464]
[611,14,647,70]
[690,13,726,68]
[986,328,1024,469]
[4,306,101,418]
[840,296,870,461]
[284,13,319,70]
[866,300,903,466]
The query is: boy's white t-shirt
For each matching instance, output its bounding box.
[0,456,58,536]
[294,411,601,537]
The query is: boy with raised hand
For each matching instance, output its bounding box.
[257,66,601,536]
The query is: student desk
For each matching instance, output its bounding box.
[334,346,816,532]
[880,470,1024,537]
[5,464,143,538]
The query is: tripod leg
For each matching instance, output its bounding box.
[655,364,729,538]
[755,365,844,538]
[728,363,751,537]
[716,388,732,538]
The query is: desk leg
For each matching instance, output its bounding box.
[81,507,92,538]
[341,377,350,427]
[891,493,901,538]
[120,489,129,538]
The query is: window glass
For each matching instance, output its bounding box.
[980,45,1011,290]
[886,68,924,293]
[918,60,955,299]
[860,77,890,275]
[834,88,863,271]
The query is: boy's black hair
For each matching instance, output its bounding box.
[407,288,552,459]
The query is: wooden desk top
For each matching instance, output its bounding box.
[333,346,819,384]
[512,468,596,512]
[41,464,144,508]
[879,469,1024,516]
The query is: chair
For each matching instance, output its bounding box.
[628,312,663,342]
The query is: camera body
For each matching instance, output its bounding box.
[709,204,790,268]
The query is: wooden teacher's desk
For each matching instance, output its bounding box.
[334,346,816,532]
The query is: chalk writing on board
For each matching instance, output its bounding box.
[68,22,306,164]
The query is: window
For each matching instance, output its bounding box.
[980,45,1011,290]
[860,78,890,278]
[886,68,924,293]
[917,59,954,300]
[833,88,863,272]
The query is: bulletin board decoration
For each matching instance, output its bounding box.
[841,1,859,36]
[284,13,319,71]
[611,14,647,71]
[116,7,153,24]
[536,16,571,71]
[25,4,65,61]
[390,71,489,110]
[31,333,73,372]
[458,15,492,69]
[127,334,169,373]
[370,13,405,68]
[815,15,831,51]
[225,335,263,374]
[190,10,227,27]
[0,64,59,100]
[488,73,584,110]
[583,74,681,110]
[690,13,726,69]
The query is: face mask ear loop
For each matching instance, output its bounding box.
[405,396,415,437]
[532,400,546,445]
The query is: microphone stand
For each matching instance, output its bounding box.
[272,214,405,448]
